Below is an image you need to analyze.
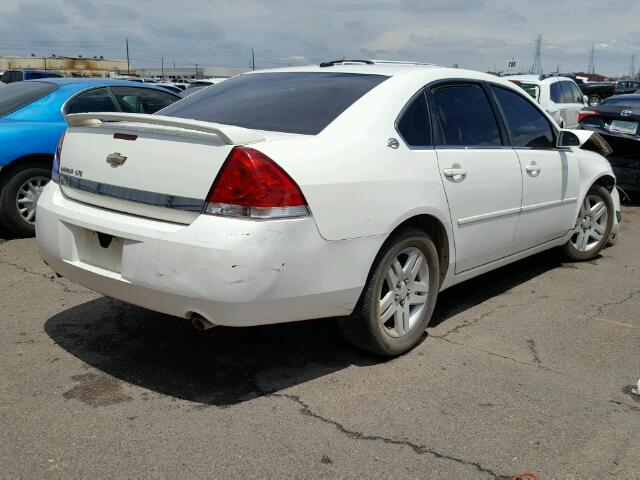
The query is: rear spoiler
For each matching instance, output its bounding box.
[65,112,265,145]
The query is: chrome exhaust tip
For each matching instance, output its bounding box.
[191,315,217,331]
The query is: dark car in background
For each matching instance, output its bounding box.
[1,70,64,84]
[579,94,640,192]
[574,79,616,106]
[614,80,640,95]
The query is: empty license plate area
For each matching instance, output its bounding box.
[79,230,124,273]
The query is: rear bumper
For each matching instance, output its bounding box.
[36,183,384,326]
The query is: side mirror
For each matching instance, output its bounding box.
[557,130,581,148]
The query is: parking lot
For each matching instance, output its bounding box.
[0,206,638,478]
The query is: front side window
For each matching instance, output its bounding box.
[110,87,178,114]
[66,87,118,114]
[490,85,555,148]
[567,82,584,103]
[396,91,431,147]
[549,81,563,103]
[431,84,501,147]
[160,72,389,135]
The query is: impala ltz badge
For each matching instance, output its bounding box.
[106,152,127,167]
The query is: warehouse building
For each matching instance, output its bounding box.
[0,55,129,77]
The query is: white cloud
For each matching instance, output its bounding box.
[0,0,638,75]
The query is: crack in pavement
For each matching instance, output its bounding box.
[436,303,531,339]
[527,339,542,365]
[271,392,511,479]
[585,288,640,322]
[429,335,562,375]
[0,260,93,295]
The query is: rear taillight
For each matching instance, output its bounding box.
[578,110,600,122]
[51,131,66,183]
[203,146,309,219]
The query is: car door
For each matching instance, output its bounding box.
[548,80,566,126]
[428,82,523,273]
[488,84,579,251]
[562,81,585,128]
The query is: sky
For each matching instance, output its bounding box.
[1,0,638,76]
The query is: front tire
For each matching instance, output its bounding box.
[588,94,601,106]
[563,185,613,261]
[339,228,440,356]
[0,164,51,237]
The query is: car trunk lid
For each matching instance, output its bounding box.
[58,113,267,224]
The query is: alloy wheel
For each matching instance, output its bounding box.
[16,176,49,225]
[378,247,429,338]
[570,194,608,252]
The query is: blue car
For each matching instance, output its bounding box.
[0,78,180,236]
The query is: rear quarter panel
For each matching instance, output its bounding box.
[258,74,453,243]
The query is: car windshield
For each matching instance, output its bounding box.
[0,81,58,118]
[160,72,389,134]
[599,95,640,106]
[519,83,541,101]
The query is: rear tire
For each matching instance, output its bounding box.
[563,185,613,261]
[0,164,51,237]
[339,228,439,356]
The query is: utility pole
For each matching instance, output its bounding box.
[125,37,130,75]
[195,63,198,79]
[251,48,255,71]
[530,34,543,75]
[630,54,636,79]
[588,43,595,75]
[161,57,164,80]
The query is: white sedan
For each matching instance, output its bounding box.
[36,60,621,355]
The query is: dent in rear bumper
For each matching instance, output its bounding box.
[36,183,384,326]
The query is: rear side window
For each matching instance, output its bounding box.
[66,87,118,114]
[1,71,23,83]
[0,81,58,117]
[160,72,389,135]
[431,84,502,147]
[490,85,555,148]
[110,87,178,114]
[550,82,563,103]
[396,91,431,147]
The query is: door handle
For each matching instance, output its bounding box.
[525,163,541,175]
[443,163,467,180]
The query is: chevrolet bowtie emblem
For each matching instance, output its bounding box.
[106,152,127,167]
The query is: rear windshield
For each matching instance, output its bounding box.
[519,83,541,101]
[600,95,640,106]
[160,72,389,134]
[0,81,58,117]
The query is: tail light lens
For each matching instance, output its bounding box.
[51,131,66,183]
[203,146,309,219]
[578,110,600,122]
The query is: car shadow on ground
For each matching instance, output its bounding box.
[44,248,577,407]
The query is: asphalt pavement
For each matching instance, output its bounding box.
[1,207,639,479]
